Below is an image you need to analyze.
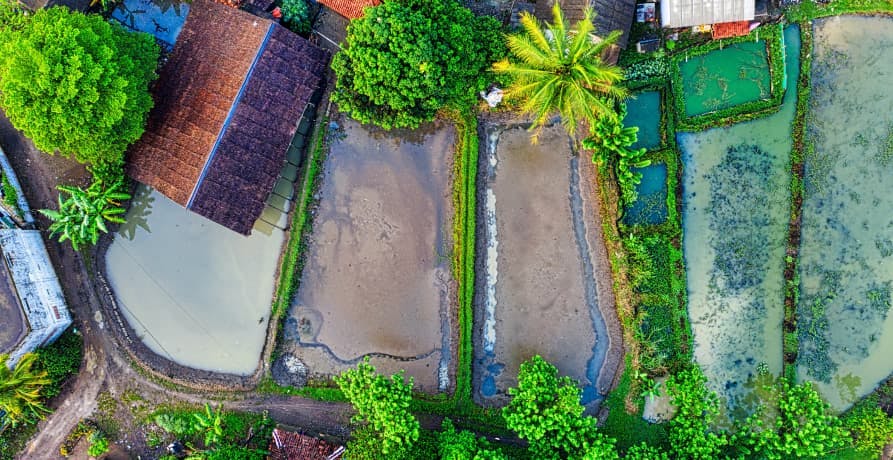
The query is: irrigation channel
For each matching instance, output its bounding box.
[798,16,893,411]
[277,118,455,393]
[474,124,618,410]
[680,25,800,415]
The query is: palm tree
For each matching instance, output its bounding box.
[0,353,51,427]
[493,3,627,143]
[40,177,130,251]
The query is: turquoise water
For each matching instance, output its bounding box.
[680,26,799,413]
[679,40,772,117]
[797,16,893,411]
[624,91,662,151]
[623,163,668,226]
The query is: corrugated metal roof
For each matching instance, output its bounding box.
[660,0,754,28]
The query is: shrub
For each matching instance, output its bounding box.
[87,431,109,457]
[844,405,893,456]
[34,329,83,399]
[331,0,504,129]
[280,0,310,35]
[0,7,159,168]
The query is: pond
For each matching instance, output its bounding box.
[680,25,800,414]
[105,184,285,375]
[623,163,668,226]
[110,0,190,48]
[679,40,772,117]
[276,118,455,393]
[475,125,614,409]
[624,91,662,151]
[797,16,893,411]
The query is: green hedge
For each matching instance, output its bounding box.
[671,23,786,131]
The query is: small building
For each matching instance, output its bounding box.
[660,0,755,29]
[711,20,754,39]
[268,428,345,460]
[317,0,380,19]
[127,0,327,235]
[0,230,72,366]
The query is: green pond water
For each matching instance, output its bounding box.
[623,163,667,226]
[624,91,662,151]
[797,16,893,411]
[679,40,772,117]
[680,25,799,414]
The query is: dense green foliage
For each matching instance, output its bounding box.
[0,173,17,213]
[40,178,130,251]
[0,353,50,427]
[0,7,159,168]
[34,329,82,399]
[280,0,311,35]
[494,4,625,142]
[844,404,893,455]
[665,366,727,459]
[503,356,617,459]
[336,359,420,458]
[584,104,650,205]
[786,0,893,22]
[600,365,668,454]
[87,431,110,457]
[332,0,504,129]
[152,405,274,458]
[438,419,507,459]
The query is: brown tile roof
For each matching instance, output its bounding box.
[268,428,344,460]
[318,0,380,19]
[712,21,753,39]
[535,0,635,48]
[126,0,327,235]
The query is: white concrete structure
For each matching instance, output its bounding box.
[1,229,71,365]
[660,0,754,28]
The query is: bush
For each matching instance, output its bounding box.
[279,0,310,35]
[87,431,109,457]
[331,0,504,129]
[0,7,159,168]
[34,328,83,399]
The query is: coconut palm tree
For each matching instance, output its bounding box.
[40,177,130,251]
[493,3,627,143]
[0,353,51,427]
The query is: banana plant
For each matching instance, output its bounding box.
[191,403,225,448]
[582,103,651,206]
[39,177,130,251]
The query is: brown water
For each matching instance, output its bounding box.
[281,118,455,393]
[106,185,285,375]
[798,16,893,411]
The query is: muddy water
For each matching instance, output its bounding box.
[798,17,893,411]
[680,25,800,413]
[105,185,284,375]
[477,125,608,407]
[679,40,772,117]
[281,119,454,393]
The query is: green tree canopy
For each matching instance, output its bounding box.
[493,4,626,143]
[335,358,420,458]
[845,404,893,456]
[665,366,727,459]
[0,7,159,168]
[438,419,508,460]
[503,355,618,459]
[0,353,51,427]
[331,0,504,130]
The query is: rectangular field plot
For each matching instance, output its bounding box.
[275,118,456,393]
[679,41,772,117]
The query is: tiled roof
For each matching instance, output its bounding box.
[126,0,327,235]
[535,0,636,48]
[318,0,380,19]
[268,428,344,460]
[712,21,753,39]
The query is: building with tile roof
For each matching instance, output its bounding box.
[317,0,380,20]
[268,428,345,460]
[126,0,327,235]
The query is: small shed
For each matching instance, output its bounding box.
[127,0,327,235]
[0,230,72,366]
[317,0,380,19]
[268,428,345,460]
[660,0,755,28]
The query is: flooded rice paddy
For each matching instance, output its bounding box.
[476,125,611,407]
[679,40,772,117]
[624,91,662,151]
[279,119,455,393]
[623,163,668,226]
[797,16,893,411]
[105,185,284,375]
[680,25,800,412]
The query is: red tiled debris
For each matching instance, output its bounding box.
[317,0,380,19]
[268,428,344,460]
[712,21,753,39]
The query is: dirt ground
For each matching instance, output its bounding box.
[278,118,456,393]
[475,125,613,406]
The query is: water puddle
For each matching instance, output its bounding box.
[476,125,609,408]
[680,25,800,412]
[679,40,772,116]
[623,163,668,226]
[624,91,662,151]
[105,184,284,375]
[279,118,455,393]
[797,16,893,411]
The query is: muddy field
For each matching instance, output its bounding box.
[276,118,456,393]
[474,125,617,407]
